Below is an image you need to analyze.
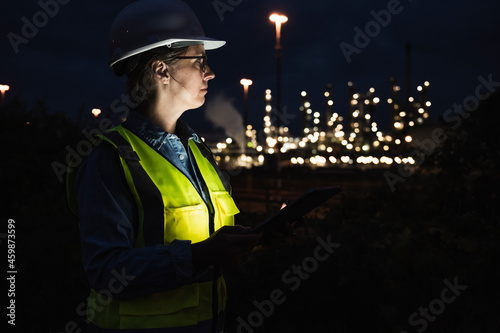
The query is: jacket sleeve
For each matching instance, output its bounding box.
[76,142,194,299]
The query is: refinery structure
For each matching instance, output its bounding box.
[209,77,432,170]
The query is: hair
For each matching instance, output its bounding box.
[113,45,189,112]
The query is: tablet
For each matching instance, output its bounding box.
[251,186,341,233]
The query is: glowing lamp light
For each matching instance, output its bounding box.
[91,108,101,117]
[240,79,253,87]
[270,13,288,49]
[269,13,288,24]
[0,84,10,103]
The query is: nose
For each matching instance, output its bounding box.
[204,65,215,81]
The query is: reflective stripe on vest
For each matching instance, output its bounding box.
[71,125,238,330]
[87,275,227,330]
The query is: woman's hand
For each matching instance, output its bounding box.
[191,225,261,269]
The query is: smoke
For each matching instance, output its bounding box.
[205,92,245,152]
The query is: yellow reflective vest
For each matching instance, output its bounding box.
[67,125,239,331]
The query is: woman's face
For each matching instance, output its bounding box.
[167,44,215,111]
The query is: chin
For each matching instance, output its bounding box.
[186,100,205,111]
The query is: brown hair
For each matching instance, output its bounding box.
[114,45,189,112]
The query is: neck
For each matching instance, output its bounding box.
[145,94,184,134]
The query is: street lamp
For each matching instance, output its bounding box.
[0,84,10,105]
[91,108,101,117]
[240,78,253,128]
[269,13,287,200]
[269,13,287,136]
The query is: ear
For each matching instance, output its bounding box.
[151,60,170,85]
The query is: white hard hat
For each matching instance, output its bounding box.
[109,0,225,68]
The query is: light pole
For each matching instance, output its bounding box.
[240,78,253,128]
[269,13,287,138]
[0,85,10,105]
[269,13,287,201]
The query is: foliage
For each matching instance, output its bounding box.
[1,99,88,332]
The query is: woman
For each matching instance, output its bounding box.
[67,0,260,332]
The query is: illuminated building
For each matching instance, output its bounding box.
[210,78,431,170]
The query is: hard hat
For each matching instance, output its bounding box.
[109,0,225,68]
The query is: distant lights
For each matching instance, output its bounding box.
[91,108,101,117]
[265,90,272,101]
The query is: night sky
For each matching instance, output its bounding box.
[2,0,499,135]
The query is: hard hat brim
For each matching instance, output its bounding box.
[109,37,226,68]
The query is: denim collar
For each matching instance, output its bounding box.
[123,110,200,150]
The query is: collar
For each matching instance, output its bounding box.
[123,110,200,150]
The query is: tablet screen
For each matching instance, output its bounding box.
[251,186,341,233]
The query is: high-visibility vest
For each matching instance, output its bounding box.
[66,125,239,330]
